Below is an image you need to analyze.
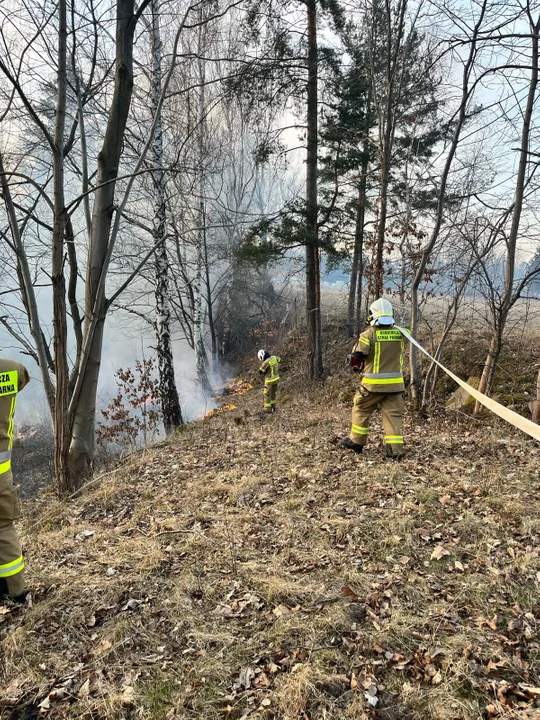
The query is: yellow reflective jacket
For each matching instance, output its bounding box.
[259,355,280,384]
[0,359,30,475]
[353,325,405,393]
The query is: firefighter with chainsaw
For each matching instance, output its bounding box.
[0,358,30,603]
[258,350,280,413]
[340,298,405,459]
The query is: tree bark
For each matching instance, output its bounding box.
[203,217,218,373]
[66,214,83,396]
[151,0,183,435]
[52,0,71,496]
[476,325,504,403]
[195,199,214,396]
[0,152,55,411]
[349,146,369,337]
[68,0,138,482]
[531,368,540,423]
[374,148,390,297]
[306,0,323,378]
[195,20,214,396]
[369,0,405,298]
[347,211,361,338]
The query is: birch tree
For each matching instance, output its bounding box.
[194,13,215,396]
[150,0,184,434]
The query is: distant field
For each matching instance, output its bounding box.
[318,288,540,335]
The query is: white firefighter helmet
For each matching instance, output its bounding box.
[369,298,394,326]
[258,349,267,362]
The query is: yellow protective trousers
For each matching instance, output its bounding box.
[0,469,25,597]
[263,381,278,410]
[349,387,404,456]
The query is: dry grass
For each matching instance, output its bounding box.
[2,337,540,720]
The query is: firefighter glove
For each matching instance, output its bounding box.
[347,352,365,373]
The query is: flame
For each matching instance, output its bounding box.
[219,379,253,398]
[203,377,253,419]
[203,403,237,419]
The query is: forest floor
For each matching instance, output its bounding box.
[2,328,540,720]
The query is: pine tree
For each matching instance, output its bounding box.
[318,3,446,330]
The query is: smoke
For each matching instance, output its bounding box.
[98,322,230,428]
[1,311,229,435]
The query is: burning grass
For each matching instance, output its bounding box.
[202,380,254,419]
[2,363,540,719]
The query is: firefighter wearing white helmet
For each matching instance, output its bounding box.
[258,349,281,413]
[340,298,406,459]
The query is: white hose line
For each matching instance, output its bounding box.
[396,326,540,443]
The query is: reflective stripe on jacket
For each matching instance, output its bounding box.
[259,356,280,384]
[0,361,30,475]
[353,326,405,393]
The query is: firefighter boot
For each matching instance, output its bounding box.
[339,437,364,453]
[385,445,402,461]
[0,577,26,603]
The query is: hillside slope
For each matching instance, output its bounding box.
[2,363,540,720]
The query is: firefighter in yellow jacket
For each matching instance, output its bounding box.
[340,298,405,459]
[258,349,280,413]
[0,358,30,602]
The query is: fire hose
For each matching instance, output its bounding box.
[396,327,540,443]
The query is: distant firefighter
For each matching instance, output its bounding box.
[340,298,405,459]
[258,349,280,413]
[0,358,30,602]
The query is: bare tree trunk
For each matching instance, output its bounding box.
[347,215,361,337]
[421,272,472,407]
[355,264,364,336]
[306,0,323,378]
[348,148,368,337]
[52,0,71,496]
[196,201,214,396]
[0,152,55,411]
[369,0,406,298]
[195,29,214,396]
[68,0,138,482]
[374,149,390,297]
[476,325,504,405]
[476,14,539,408]
[151,0,183,435]
[203,225,218,372]
[531,368,540,423]
[220,254,234,358]
[409,0,488,406]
